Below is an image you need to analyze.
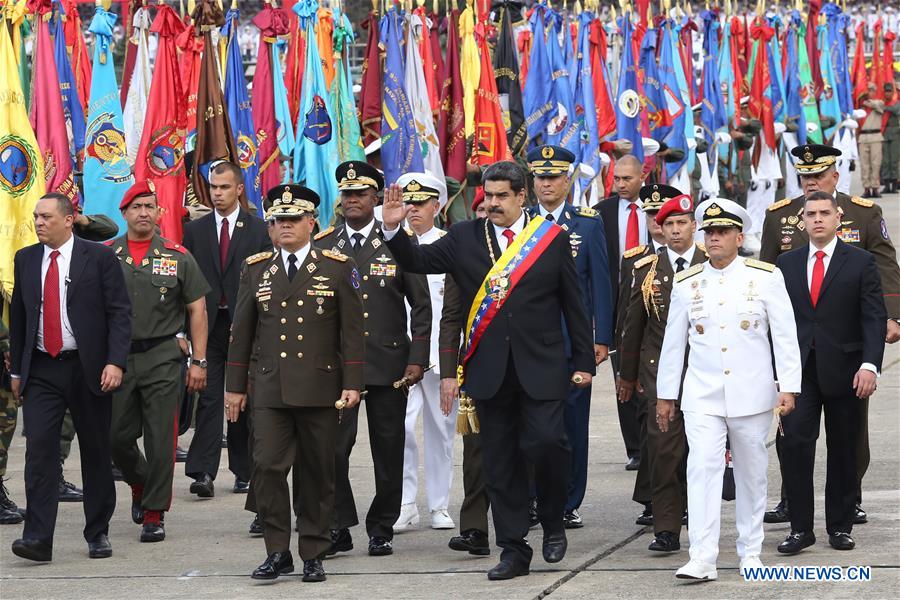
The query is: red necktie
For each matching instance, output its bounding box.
[219,218,230,268]
[43,250,63,357]
[501,228,515,249]
[810,250,826,307]
[625,202,639,250]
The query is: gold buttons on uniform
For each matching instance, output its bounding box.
[281,318,287,324]
[720,324,726,329]
[649,359,655,364]
[364,331,370,337]
[297,352,303,359]
[281,301,287,308]
[280,352,287,358]
[280,335,286,341]
[297,300,303,307]
[724,369,731,375]
[363,312,369,318]
[297,317,304,324]
[721,347,727,352]
[719,300,724,306]
[363,293,368,300]
[363,275,369,281]
[297,335,303,341]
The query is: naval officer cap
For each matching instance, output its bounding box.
[265,184,320,219]
[639,183,682,215]
[527,145,576,176]
[335,160,385,192]
[790,144,842,176]
[695,198,752,232]
[396,172,447,208]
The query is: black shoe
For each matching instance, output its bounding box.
[487,560,530,580]
[11,538,52,562]
[625,456,640,471]
[648,531,681,552]
[764,500,790,523]
[528,497,540,529]
[111,464,124,481]
[233,478,250,494]
[829,532,855,550]
[302,558,326,582]
[88,534,112,559]
[635,505,653,526]
[563,509,583,529]
[140,512,166,543]
[449,529,491,555]
[854,505,867,524]
[368,536,393,556]
[175,446,188,463]
[326,528,353,556]
[249,515,264,537]
[58,476,83,502]
[190,474,214,498]
[251,551,294,580]
[542,532,567,563]
[777,530,816,554]
[131,489,144,525]
[0,480,24,525]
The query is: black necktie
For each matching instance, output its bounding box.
[351,232,364,252]
[546,213,554,222]
[287,254,298,281]
[675,257,687,273]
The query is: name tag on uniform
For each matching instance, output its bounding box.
[307,289,335,297]
[370,263,397,277]
[152,258,178,276]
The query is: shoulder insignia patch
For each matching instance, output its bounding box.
[633,254,658,270]
[162,239,188,254]
[851,196,874,208]
[575,206,599,218]
[744,258,776,272]
[314,226,335,241]
[767,198,792,212]
[623,245,647,259]
[322,249,348,262]
[674,263,704,282]
[246,251,273,265]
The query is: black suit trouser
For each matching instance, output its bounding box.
[474,358,570,567]
[22,352,116,544]
[333,385,407,539]
[782,352,860,535]
[610,353,642,459]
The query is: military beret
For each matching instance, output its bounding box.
[120,180,156,210]
[655,194,694,225]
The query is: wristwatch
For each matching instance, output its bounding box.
[191,358,208,369]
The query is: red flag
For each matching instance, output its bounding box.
[884,31,896,86]
[517,29,532,89]
[439,8,466,181]
[872,20,884,101]
[851,21,868,108]
[590,19,616,140]
[357,12,381,148]
[251,4,289,196]
[749,23,775,151]
[120,0,141,107]
[176,23,202,157]
[806,0,825,97]
[678,18,699,106]
[413,6,440,115]
[284,13,305,129]
[428,10,446,103]
[134,5,187,241]
[470,23,510,166]
[30,5,76,203]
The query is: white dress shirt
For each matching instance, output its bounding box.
[215,203,240,241]
[667,246,694,272]
[617,197,647,259]
[280,243,311,274]
[37,234,77,353]
[492,210,527,252]
[538,202,566,223]
[345,219,376,248]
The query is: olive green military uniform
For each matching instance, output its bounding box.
[619,244,706,537]
[881,101,900,184]
[225,247,365,560]
[0,315,16,479]
[108,234,210,511]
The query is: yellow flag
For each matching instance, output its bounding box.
[0,18,43,300]
[459,2,480,138]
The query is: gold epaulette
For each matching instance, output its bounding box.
[767,198,792,212]
[744,258,776,272]
[322,249,348,262]
[674,262,704,282]
[575,206,599,218]
[623,245,647,259]
[437,229,447,237]
[404,227,414,236]
[314,226,334,240]
[246,251,273,265]
[851,196,874,208]
[633,254,658,270]
[696,242,707,255]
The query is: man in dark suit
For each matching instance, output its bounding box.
[775,191,886,555]
[382,161,595,580]
[9,193,132,562]
[182,161,271,497]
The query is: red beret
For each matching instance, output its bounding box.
[120,180,156,210]
[471,187,485,212]
[655,194,694,225]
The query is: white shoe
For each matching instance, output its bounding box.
[740,555,764,578]
[675,559,718,581]
[430,508,455,530]
[393,503,419,532]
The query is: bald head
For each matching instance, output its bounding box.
[613,154,645,200]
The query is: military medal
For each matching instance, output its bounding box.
[695,324,704,334]
[160,287,167,302]
[741,320,750,330]
[316,297,325,315]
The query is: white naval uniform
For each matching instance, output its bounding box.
[657,257,801,566]
[401,226,458,512]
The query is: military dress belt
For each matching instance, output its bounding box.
[860,129,881,134]
[130,335,173,354]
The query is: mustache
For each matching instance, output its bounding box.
[488,207,504,214]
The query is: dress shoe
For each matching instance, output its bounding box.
[302,558,326,582]
[393,503,419,532]
[487,560,530,580]
[764,499,790,523]
[542,532,567,563]
[140,511,165,543]
[563,509,583,529]
[175,446,188,463]
[448,529,490,555]
[131,485,144,524]
[249,515,264,537]
[0,480,24,525]
[740,555,764,578]
[854,505,867,524]
[828,532,855,551]
[625,456,640,471]
[368,536,393,556]
[635,505,653,526]
[430,508,455,530]
[675,559,717,581]
[88,534,112,559]
[190,473,214,498]
[777,530,816,554]
[232,478,250,494]
[58,476,83,502]
[251,551,294,580]
[326,528,353,556]
[11,538,52,562]
[528,497,540,528]
[648,531,680,552]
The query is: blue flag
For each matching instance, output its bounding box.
[642,28,669,144]
[51,1,85,156]
[824,4,852,118]
[616,14,643,163]
[816,23,841,142]
[222,8,262,214]
[783,22,807,146]
[82,7,132,233]
[546,10,577,154]
[379,7,423,186]
[659,21,688,179]
[700,11,727,168]
[273,37,296,162]
[523,5,554,143]
[673,16,697,174]
[573,11,600,181]
[767,14,786,123]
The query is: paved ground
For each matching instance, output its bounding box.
[2,188,899,599]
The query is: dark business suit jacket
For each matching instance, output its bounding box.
[776,240,886,392]
[10,236,132,396]
[386,217,595,401]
